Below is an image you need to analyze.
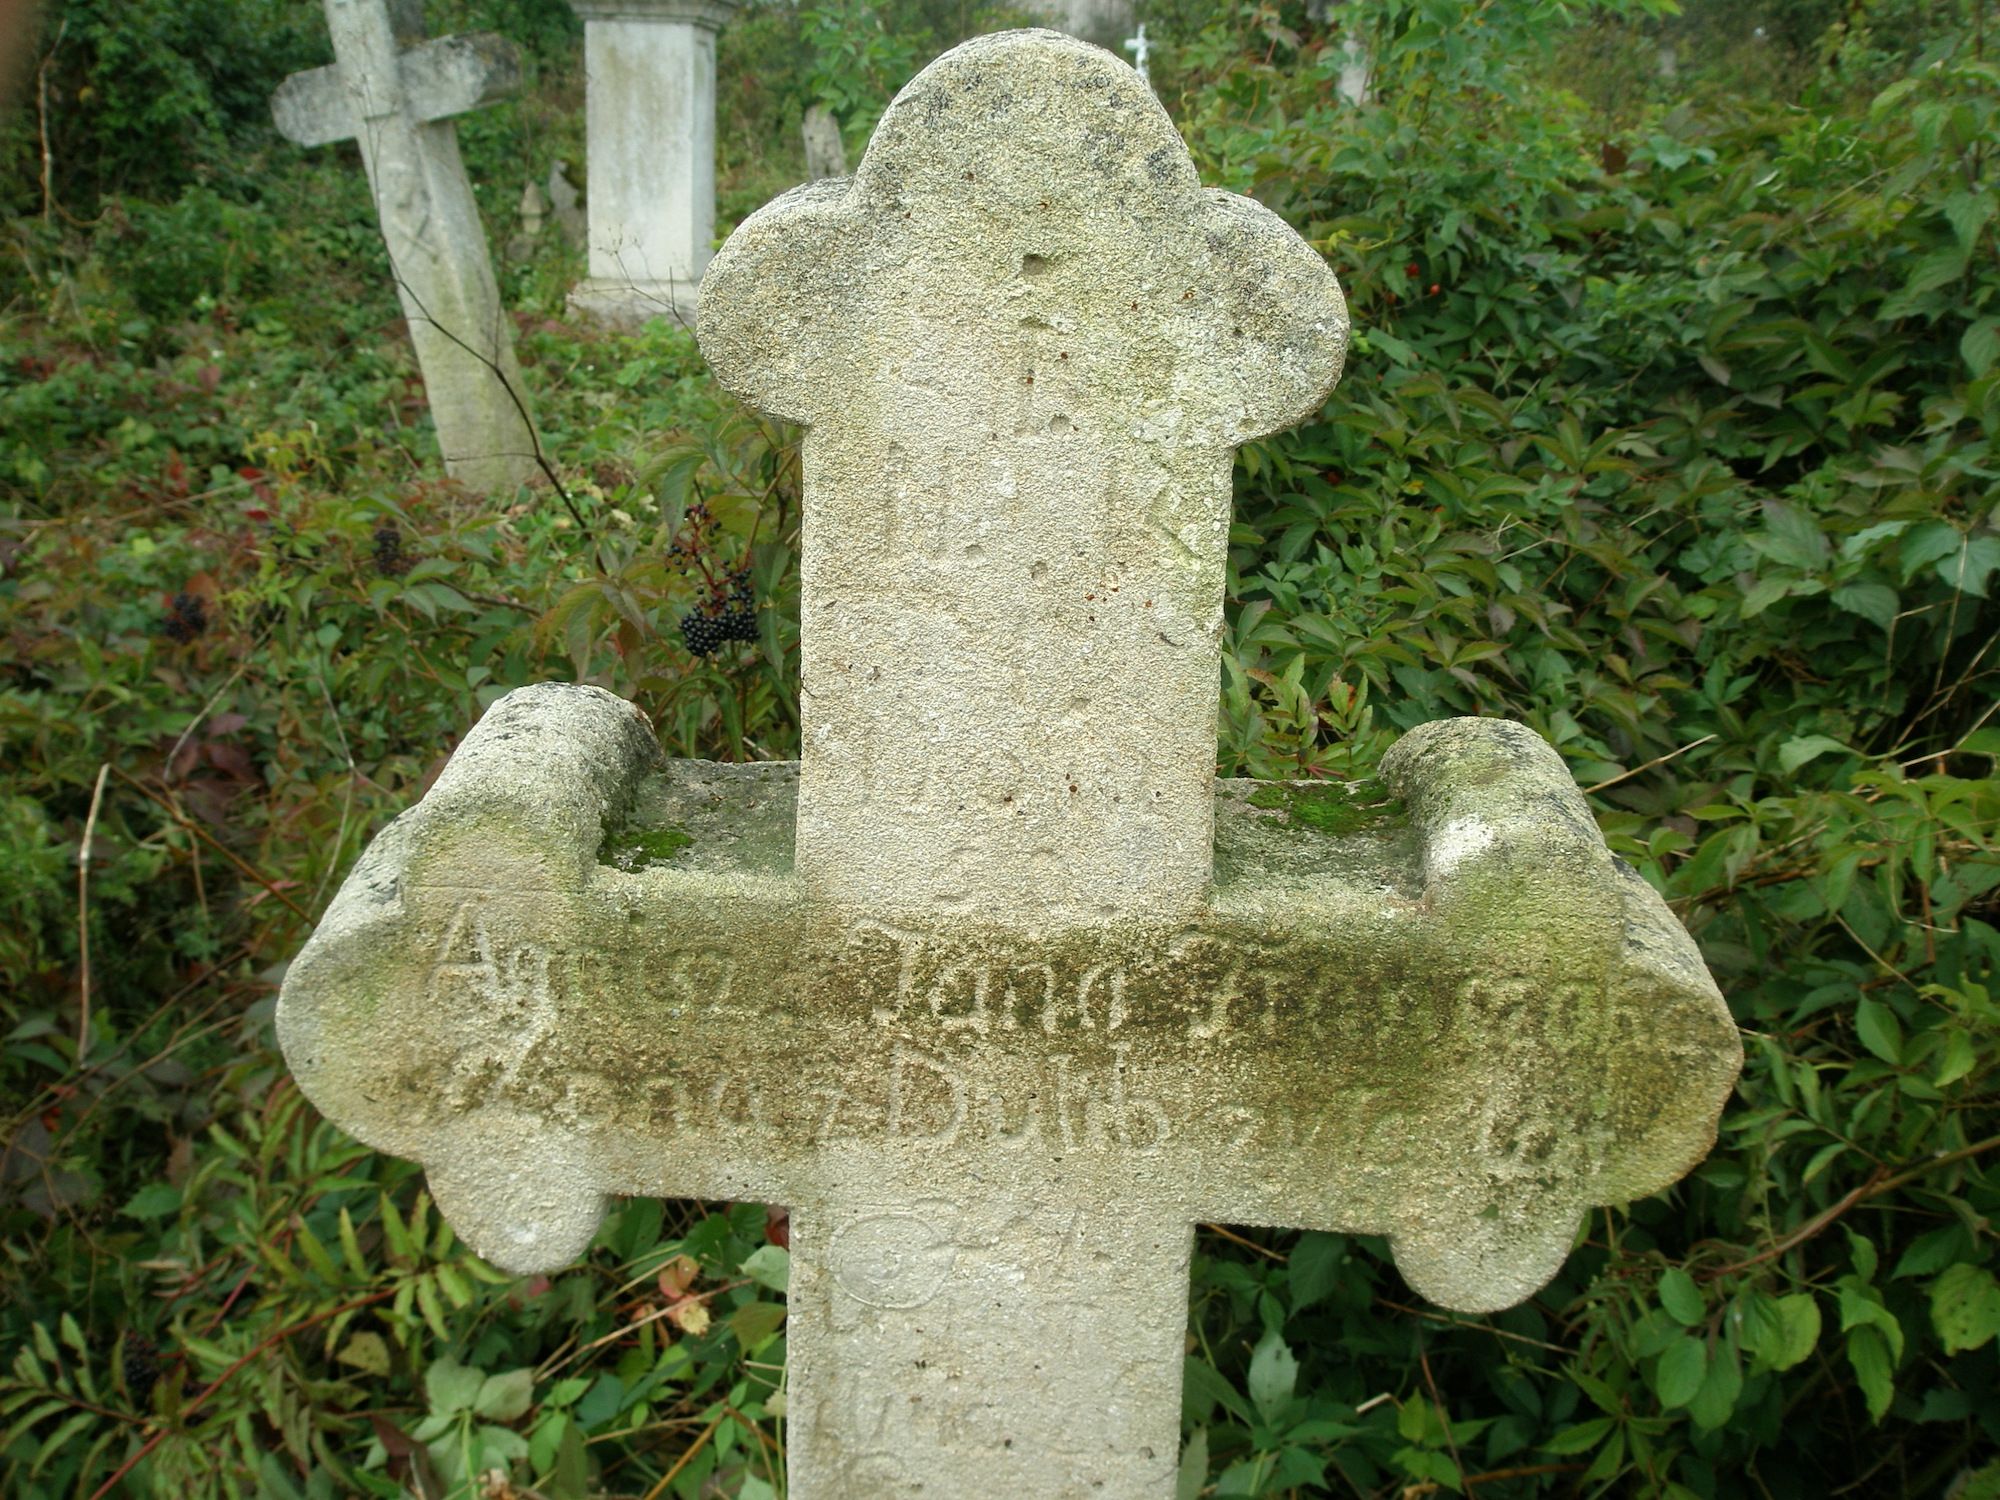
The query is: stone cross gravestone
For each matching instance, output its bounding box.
[801,102,848,183]
[565,0,739,328]
[273,0,541,494]
[279,30,1741,1499]
[1123,22,1153,85]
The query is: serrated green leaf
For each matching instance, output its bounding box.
[1765,1295,1821,1371]
[1937,535,2000,597]
[1653,1334,1706,1409]
[426,1356,484,1417]
[474,1368,534,1422]
[1542,1415,1615,1454]
[1183,1358,1250,1424]
[1247,1330,1299,1422]
[120,1183,182,1220]
[1779,735,1853,773]
[1658,1267,1705,1326]
[1176,1427,1209,1500]
[1845,1324,1895,1422]
[1854,998,1903,1064]
[1963,317,2000,378]
[1931,1263,2000,1354]
[1686,1337,1742,1429]
[337,1332,392,1378]
[729,1300,788,1352]
[741,1244,790,1294]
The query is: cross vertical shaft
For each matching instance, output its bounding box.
[699,31,1347,928]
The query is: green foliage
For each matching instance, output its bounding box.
[4,0,2000,1496]
[801,0,924,143]
[4,0,326,211]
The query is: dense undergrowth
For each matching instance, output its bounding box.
[3,0,1999,1496]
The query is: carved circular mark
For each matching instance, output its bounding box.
[829,1213,956,1308]
[1021,253,1051,277]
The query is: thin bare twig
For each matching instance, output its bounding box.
[36,21,68,224]
[1704,1132,2000,1279]
[1583,734,1717,795]
[75,763,110,1056]
[111,768,311,921]
[310,668,359,915]
[1416,1330,1467,1490]
[1200,1222,1287,1261]
[164,650,264,783]
[1376,1298,1571,1354]
[1901,692,2000,770]
[639,1413,724,1500]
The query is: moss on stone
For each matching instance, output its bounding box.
[598,824,695,872]
[1245,779,1407,837]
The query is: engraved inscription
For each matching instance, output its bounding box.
[829,1213,957,1308]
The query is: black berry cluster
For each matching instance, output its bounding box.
[123,1332,162,1406]
[371,519,410,577]
[668,502,759,657]
[162,592,207,643]
[679,592,759,655]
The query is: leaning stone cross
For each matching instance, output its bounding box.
[281,31,1740,1499]
[273,0,541,493]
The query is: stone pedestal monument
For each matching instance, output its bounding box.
[279,30,1740,1499]
[272,0,542,493]
[565,0,738,328]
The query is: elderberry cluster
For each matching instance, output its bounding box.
[371,519,410,577]
[679,566,758,655]
[123,1332,163,1406]
[162,591,207,643]
[668,502,760,656]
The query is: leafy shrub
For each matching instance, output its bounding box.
[2,0,1999,1496]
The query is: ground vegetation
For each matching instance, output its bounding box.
[1,0,1997,1496]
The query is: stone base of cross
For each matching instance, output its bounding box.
[279,32,1739,1498]
[562,0,739,331]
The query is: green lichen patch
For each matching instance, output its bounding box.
[598,824,695,872]
[1245,779,1407,837]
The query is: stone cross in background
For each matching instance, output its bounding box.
[1124,21,1152,84]
[280,31,1741,1499]
[273,0,541,493]
[564,0,739,328]
[1030,0,1135,50]
[800,102,847,182]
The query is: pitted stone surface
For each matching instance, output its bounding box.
[280,31,1738,1500]
[697,28,1348,927]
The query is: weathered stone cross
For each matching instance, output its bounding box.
[280,32,1739,1499]
[273,0,541,492]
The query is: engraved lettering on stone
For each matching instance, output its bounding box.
[929,962,989,1033]
[852,919,925,1025]
[983,1086,1042,1148]
[829,1212,957,1309]
[886,1045,967,1145]
[1000,962,1054,1029]
[428,902,555,1089]
[709,1074,763,1133]
[1107,1043,1169,1151]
